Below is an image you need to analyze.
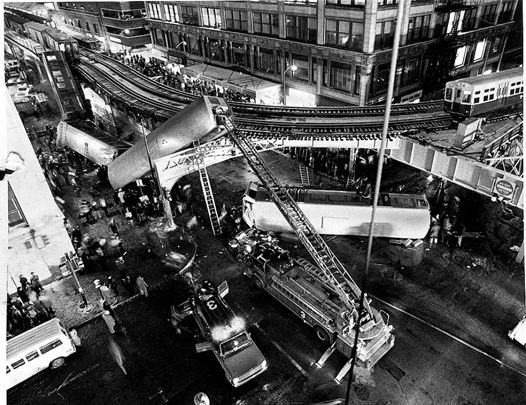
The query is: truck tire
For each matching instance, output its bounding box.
[50,357,65,369]
[314,326,330,343]
[254,275,266,289]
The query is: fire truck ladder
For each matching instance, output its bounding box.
[299,164,310,185]
[193,140,222,235]
[218,115,370,315]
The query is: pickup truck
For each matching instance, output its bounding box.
[176,280,267,387]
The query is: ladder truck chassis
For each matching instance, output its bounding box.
[229,229,395,383]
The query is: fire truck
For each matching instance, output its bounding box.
[229,229,395,383]
[176,280,268,387]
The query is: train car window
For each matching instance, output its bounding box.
[489,94,494,100]
[455,89,461,98]
[309,193,327,203]
[328,194,346,203]
[474,97,480,103]
[391,197,416,208]
[416,199,427,207]
[462,92,471,103]
[445,88,452,100]
[483,95,489,101]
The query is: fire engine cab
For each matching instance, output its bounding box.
[179,280,268,387]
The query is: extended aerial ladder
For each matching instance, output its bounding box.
[216,110,394,381]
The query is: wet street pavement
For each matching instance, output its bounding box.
[8,99,526,404]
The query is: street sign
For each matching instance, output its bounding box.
[493,178,515,198]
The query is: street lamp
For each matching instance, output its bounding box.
[174,41,187,50]
[282,64,297,106]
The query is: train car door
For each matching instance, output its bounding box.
[497,81,509,107]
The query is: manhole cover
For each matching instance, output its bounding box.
[102,371,115,382]
[354,383,370,401]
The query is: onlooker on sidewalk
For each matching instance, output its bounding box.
[19,274,29,291]
[39,290,55,316]
[69,328,82,346]
[108,335,127,375]
[121,275,135,297]
[102,310,117,334]
[108,276,119,296]
[30,272,43,294]
[136,276,149,297]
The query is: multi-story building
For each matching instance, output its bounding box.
[52,2,150,53]
[144,0,519,106]
[3,93,75,295]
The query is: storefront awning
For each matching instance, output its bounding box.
[181,64,281,104]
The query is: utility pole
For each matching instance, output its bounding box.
[62,252,92,312]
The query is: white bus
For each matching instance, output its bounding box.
[6,318,77,390]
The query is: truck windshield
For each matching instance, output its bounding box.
[219,332,251,357]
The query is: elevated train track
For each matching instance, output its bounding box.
[78,50,447,119]
[76,51,453,136]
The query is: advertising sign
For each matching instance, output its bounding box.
[493,178,515,198]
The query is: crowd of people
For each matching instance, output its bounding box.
[112,52,258,103]
[7,274,55,339]
[428,192,466,248]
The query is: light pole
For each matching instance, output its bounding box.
[282,64,297,106]
[174,40,187,51]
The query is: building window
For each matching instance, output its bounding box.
[480,3,498,28]
[202,8,221,28]
[180,5,198,25]
[490,36,502,56]
[374,63,390,92]
[93,24,99,34]
[331,61,352,92]
[208,39,223,61]
[253,13,279,36]
[148,3,161,20]
[378,0,398,5]
[292,54,309,82]
[403,57,421,84]
[85,22,90,31]
[311,57,317,83]
[225,10,248,32]
[462,8,477,31]
[454,46,467,67]
[164,4,179,23]
[375,20,395,50]
[472,40,487,62]
[231,42,247,64]
[326,20,363,51]
[186,34,201,56]
[406,15,430,43]
[286,15,317,43]
[8,183,27,228]
[257,47,275,73]
[326,0,365,6]
[498,1,514,23]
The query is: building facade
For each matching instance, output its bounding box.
[3,91,75,295]
[143,0,519,106]
[52,2,150,53]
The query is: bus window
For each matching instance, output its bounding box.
[26,351,40,361]
[40,339,63,354]
[11,359,26,370]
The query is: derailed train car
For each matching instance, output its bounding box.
[56,121,131,167]
[108,96,230,189]
[242,183,431,239]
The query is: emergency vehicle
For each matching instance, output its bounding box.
[178,280,268,387]
[229,229,395,383]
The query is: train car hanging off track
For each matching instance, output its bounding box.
[242,183,431,239]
